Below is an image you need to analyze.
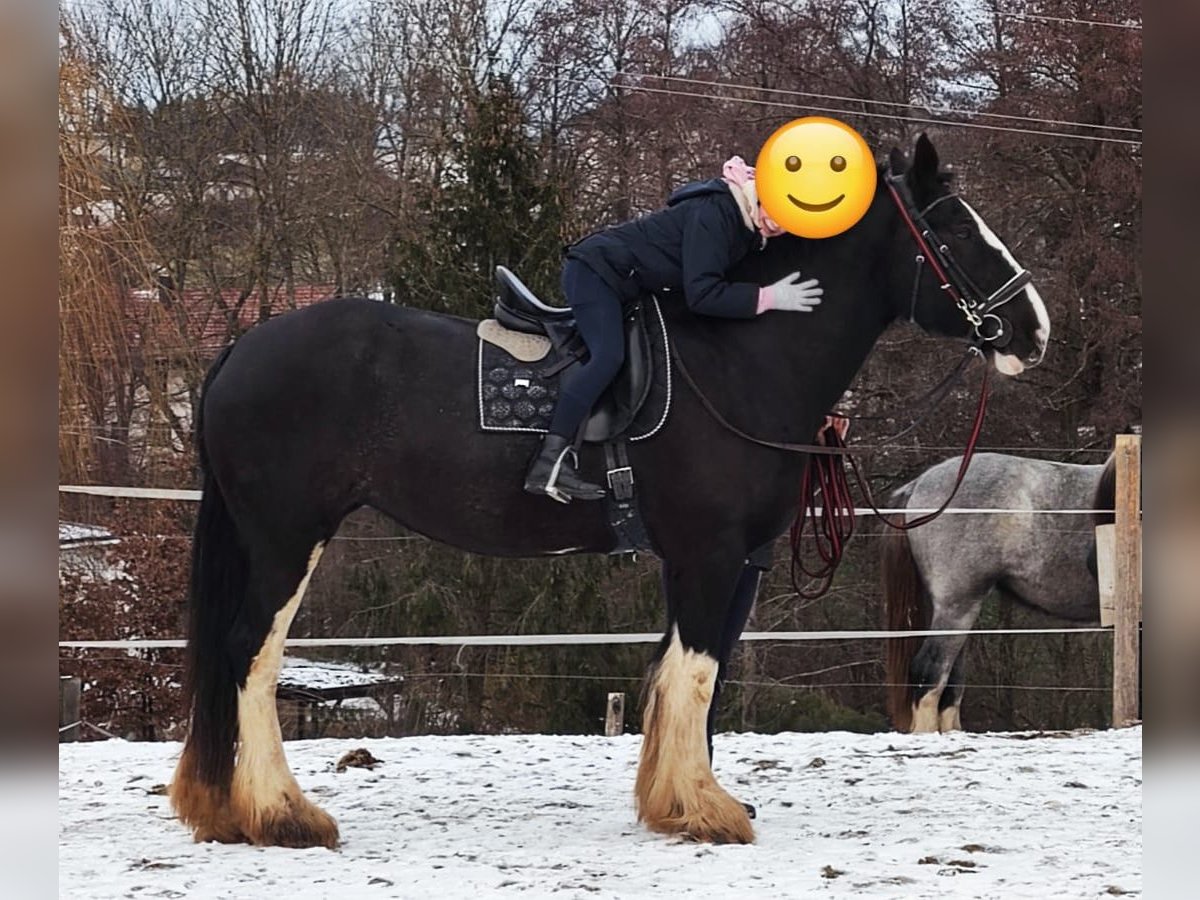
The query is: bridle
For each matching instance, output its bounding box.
[668,167,1039,599]
[885,170,1032,350]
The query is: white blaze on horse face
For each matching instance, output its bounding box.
[961,201,1051,368]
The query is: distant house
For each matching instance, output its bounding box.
[120,282,341,455]
[132,281,340,361]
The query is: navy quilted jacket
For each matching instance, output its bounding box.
[564,179,764,318]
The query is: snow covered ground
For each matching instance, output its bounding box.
[59,728,1141,898]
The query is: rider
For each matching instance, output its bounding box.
[524,156,825,502]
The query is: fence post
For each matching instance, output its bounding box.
[1112,434,1142,728]
[605,692,625,736]
[59,676,81,743]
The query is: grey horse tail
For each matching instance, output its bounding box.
[882,482,929,732]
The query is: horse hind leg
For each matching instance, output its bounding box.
[227,542,339,848]
[910,680,944,733]
[937,652,967,732]
[636,558,754,845]
[938,703,963,733]
[909,612,975,734]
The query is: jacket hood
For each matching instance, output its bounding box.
[666,178,733,207]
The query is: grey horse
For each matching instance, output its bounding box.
[882,452,1113,732]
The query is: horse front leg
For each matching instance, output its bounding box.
[636,553,755,844]
[707,559,768,758]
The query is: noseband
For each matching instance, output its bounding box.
[886,172,1032,349]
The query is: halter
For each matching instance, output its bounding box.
[885,171,1032,349]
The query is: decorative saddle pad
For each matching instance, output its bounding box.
[476,298,672,441]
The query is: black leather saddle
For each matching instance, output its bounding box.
[492,266,655,444]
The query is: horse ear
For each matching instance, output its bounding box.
[887,147,907,176]
[911,133,940,192]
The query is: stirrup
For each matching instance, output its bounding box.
[543,484,571,505]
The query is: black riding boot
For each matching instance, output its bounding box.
[524,434,605,503]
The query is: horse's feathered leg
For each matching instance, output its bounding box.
[173,532,338,848]
[636,554,754,845]
[226,543,339,848]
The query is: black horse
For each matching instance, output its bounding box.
[170,134,1050,849]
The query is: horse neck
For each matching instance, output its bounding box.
[738,291,889,428]
[690,198,898,438]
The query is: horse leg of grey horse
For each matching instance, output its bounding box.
[937,652,967,732]
[909,598,981,733]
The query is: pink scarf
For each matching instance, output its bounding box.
[721,156,786,239]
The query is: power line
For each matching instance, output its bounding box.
[610,71,1140,137]
[507,59,1139,136]
[545,75,1141,147]
[1002,12,1141,31]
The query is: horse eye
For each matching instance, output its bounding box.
[830,156,846,172]
[953,226,972,240]
[785,155,801,172]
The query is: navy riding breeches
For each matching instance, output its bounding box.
[549,259,626,439]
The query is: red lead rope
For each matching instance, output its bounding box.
[789,363,991,599]
[789,434,859,598]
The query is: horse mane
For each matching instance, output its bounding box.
[1092,453,1117,527]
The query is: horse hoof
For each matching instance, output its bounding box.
[169,775,246,844]
[682,802,756,845]
[235,793,340,849]
[643,786,756,845]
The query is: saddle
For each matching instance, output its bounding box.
[477,266,669,444]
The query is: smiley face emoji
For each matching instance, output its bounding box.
[755,117,877,239]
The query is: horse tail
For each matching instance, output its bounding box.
[176,344,246,809]
[882,489,930,732]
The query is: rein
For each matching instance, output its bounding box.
[788,365,989,599]
[671,344,990,599]
[670,341,982,456]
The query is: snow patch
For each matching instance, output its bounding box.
[279,657,393,692]
[59,728,1141,898]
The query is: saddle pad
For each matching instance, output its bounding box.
[478,341,560,432]
[477,298,672,440]
[476,319,551,362]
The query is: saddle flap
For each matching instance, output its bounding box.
[581,304,655,443]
